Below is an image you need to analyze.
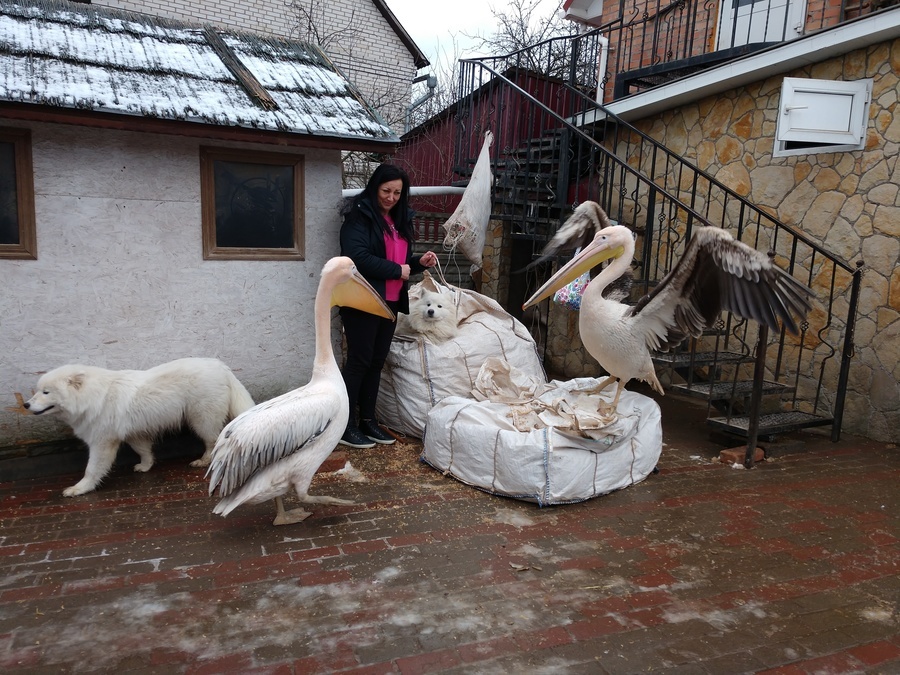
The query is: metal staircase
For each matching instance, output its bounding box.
[443,39,861,444]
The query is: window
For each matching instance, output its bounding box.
[774,78,872,157]
[0,127,37,260]
[200,147,304,260]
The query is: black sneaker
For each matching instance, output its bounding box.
[360,419,396,445]
[339,425,375,449]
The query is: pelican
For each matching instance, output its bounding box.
[523,202,814,411]
[206,257,394,526]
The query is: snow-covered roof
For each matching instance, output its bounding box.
[0,0,400,147]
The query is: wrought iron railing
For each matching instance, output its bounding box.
[476,0,893,103]
[449,47,861,443]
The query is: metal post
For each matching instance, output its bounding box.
[831,261,863,442]
[745,324,768,468]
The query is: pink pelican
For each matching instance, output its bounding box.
[207,257,394,526]
[524,202,813,410]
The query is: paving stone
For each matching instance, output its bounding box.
[1,394,898,673]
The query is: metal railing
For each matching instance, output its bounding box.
[477,0,893,103]
[448,45,861,442]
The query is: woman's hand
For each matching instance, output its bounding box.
[420,251,438,267]
[400,264,411,280]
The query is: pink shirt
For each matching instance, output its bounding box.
[383,215,407,302]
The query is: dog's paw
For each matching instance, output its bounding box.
[133,462,153,473]
[63,484,92,497]
[189,458,210,468]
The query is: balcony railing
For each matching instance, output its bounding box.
[478,0,893,104]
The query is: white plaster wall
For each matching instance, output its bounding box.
[0,121,345,448]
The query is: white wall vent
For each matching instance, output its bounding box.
[774,77,872,157]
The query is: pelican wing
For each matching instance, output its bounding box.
[628,226,814,352]
[524,201,612,271]
[206,382,342,498]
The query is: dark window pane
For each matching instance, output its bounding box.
[213,160,294,248]
[0,140,19,245]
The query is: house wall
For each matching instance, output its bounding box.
[96,0,418,130]
[594,0,877,103]
[535,37,900,442]
[0,121,345,449]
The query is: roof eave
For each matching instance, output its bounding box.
[371,0,430,69]
[0,103,401,153]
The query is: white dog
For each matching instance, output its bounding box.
[397,288,459,343]
[25,357,254,496]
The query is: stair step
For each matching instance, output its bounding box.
[652,350,751,366]
[669,380,793,401]
[707,411,833,437]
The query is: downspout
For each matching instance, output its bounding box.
[405,73,437,133]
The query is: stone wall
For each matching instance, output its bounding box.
[517,38,899,442]
[628,39,899,442]
[96,0,417,131]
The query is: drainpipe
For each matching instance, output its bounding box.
[405,73,438,133]
[595,35,609,105]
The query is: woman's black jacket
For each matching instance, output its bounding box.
[339,197,425,315]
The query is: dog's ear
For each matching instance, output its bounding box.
[67,373,85,390]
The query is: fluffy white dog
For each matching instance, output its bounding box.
[25,357,254,496]
[396,288,459,343]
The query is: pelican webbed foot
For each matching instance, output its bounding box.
[273,496,312,526]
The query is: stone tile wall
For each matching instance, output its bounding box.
[483,38,899,442]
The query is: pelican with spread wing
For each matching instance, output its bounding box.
[207,257,394,526]
[523,202,814,410]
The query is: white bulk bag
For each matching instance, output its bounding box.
[376,275,545,439]
[421,377,662,506]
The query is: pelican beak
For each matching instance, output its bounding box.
[523,239,625,309]
[332,268,395,321]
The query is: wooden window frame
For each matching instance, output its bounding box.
[0,127,37,260]
[200,146,305,261]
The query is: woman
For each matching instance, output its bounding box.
[338,164,438,448]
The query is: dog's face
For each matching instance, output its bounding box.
[25,368,84,416]
[415,290,454,323]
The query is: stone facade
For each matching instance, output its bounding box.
[481,38,899,443]
[626,39,900,442]
[96,0,418,130]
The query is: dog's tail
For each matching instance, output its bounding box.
[226,371,255,418]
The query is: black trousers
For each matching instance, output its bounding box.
[339,302,399,427]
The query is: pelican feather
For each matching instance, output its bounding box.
[523,202,814,410]
[206,257,394,526]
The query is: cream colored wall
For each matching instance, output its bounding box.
[0,121,344,446]
[96,0,417,130]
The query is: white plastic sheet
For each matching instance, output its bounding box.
[421,376,662,505]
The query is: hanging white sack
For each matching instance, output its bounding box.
[442,130,493,271]
[377,273,546,439]
[421,374,662,506]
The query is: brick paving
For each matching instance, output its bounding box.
[1,393,898,674]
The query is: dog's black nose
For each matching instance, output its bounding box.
[24,402,30,409]
[427,309,434,317]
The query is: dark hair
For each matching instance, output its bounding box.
[344,163,414,241]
